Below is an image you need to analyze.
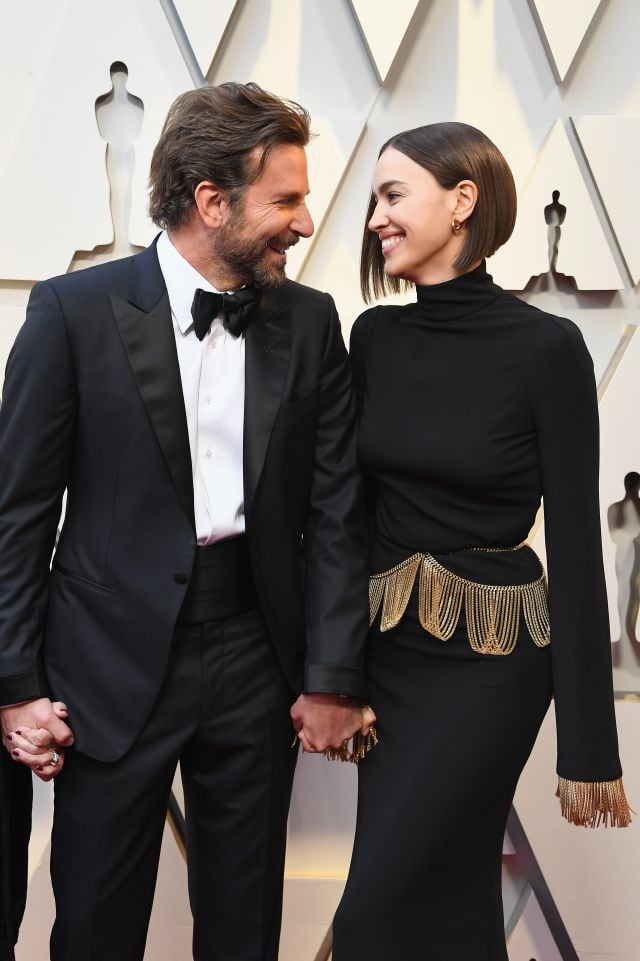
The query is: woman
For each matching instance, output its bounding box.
[332,123,630,961]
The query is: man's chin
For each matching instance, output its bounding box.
[217,247,287,290]
[251,260,287,290]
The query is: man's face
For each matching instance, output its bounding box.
[214,143,314,289]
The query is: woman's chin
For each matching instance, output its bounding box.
[384,262,411,283]
[384,262,403,278]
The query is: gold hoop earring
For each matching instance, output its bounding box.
[452,218,463,232]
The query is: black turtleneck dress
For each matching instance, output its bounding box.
[332,265,624,961]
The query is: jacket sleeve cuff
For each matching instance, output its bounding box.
[304,664,368,700]
[556,776,633,828]
[0,669,47,707]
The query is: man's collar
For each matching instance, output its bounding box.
[156,230,222,335]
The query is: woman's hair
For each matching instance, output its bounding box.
[149,82,311,231]
[360,122,517,302]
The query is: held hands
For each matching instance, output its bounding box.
[290,692,376,755]
[1,698,74,781]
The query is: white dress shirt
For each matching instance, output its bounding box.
[156,230,245,544]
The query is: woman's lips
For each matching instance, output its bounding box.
[381,234,404,256]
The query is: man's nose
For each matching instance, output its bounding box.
[292,204,314,239]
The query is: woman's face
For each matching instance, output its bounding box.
[368,146,469,286]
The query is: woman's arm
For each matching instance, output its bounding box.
[529,314,630,826]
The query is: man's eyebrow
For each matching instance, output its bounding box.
[271,190,310,202]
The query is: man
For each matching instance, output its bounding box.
[0,753,31,961]
[0,82,370,961]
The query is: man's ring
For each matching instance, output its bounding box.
[49,750,60,766]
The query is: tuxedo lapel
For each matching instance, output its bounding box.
[110,245,195,529]
[244,301,292,522]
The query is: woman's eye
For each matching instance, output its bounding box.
[388,192,401,201]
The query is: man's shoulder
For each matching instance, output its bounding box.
[263,279,332,313]
[41,247,153,301]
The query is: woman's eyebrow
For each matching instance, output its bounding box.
[375,179,409,193]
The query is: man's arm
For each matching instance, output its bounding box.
[292,295,372,752]
[0,282,77,775]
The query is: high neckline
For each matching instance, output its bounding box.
[414,261,503,322]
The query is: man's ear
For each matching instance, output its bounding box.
[453,179,478,225]
[193,180,231,230]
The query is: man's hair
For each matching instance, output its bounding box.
[360,122,517,302]
[148,82,311,230]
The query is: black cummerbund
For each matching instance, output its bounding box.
[177,536,258,624]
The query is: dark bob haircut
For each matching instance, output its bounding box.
[361,122,517,302]
[149,81,311,231]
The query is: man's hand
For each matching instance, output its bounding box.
[1,698,74,781]
[290,693,376,754]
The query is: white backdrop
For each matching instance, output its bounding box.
[1,2,639,959]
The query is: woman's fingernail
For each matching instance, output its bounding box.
[36,766,44,772]
[11,750,19,757]
[6,734,12,741]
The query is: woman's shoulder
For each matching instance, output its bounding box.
[495,295,596,394]
[496,291,589,361]
[349,307,380,366]
[349,302,407,342]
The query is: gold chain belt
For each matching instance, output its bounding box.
[369,544,550,655]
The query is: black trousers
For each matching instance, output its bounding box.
[50,608,297,961]
[0,752,31,961]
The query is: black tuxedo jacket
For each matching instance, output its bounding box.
[0,243,369,761]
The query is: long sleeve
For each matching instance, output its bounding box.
[348,308,380,567]
[302,298,370,697]
[529,316,630,825]
[0,281,76,704]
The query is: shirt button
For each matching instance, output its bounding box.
[205,450,212,458]
[205,396,212,405]
[174,572,188,585]
[210,341,218,350]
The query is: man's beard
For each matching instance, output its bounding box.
[213,210,299,289]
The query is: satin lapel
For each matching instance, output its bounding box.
[110,282,195,529]
[243,305,292,521]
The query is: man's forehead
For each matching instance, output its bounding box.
[246,144,310,195]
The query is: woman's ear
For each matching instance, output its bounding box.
[193,180,231,230]
[453,179,478,225]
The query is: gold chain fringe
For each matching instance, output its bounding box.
[322,727,379,764]
[556,776,633,828]
[369,546,550,655]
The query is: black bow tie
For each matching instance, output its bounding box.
[191,286,262,340]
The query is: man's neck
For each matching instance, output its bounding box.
[167,226,243,292]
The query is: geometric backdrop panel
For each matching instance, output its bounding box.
[171,0,240,77]
[0,0,193,279]
[347,0,423,82]
[489,120,625,290]
[527,0,605,81]
[574,115,640,285]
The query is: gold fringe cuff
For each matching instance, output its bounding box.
[369,548,550,655]
[322,726,379,764]
[556,776,633,828]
